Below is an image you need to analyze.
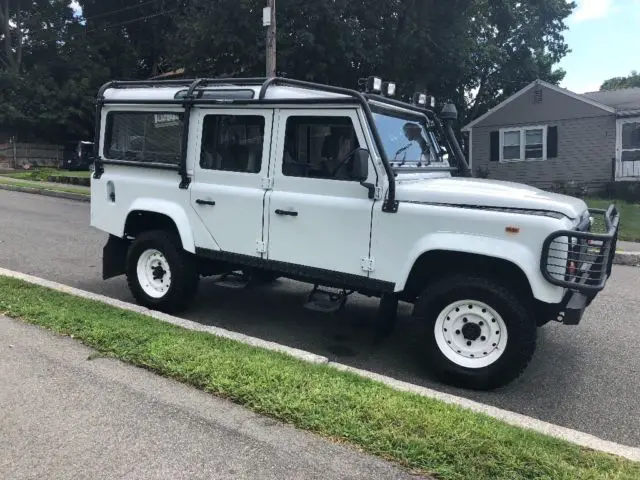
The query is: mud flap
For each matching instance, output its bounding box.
[103,234,129,280]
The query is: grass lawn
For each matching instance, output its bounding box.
[0,276,637,480]
[585,198,640,242]
[4,167,91,182]
[0,177,89,196]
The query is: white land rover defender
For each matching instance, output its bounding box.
[90,76,619,390]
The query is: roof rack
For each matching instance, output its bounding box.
[93,75,470,210]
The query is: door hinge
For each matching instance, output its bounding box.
[262,177,274,190]
[374,186,383,201]
[256,240,267,254]
[361,257,375,273]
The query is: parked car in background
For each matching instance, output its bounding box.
[60,141,94,170]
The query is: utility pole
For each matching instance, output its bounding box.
[264,0,276,77]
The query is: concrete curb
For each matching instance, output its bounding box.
[0,267,639,462]
[614,251,640,266]
[0,183,90,203]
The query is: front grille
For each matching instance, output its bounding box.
[541,205,619,292]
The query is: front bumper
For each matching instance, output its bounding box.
[541,204,620,325]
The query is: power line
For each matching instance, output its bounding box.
[86,8,179,33]
[82,0,162,22]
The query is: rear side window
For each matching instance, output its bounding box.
[104,111,184,166]
[200,114,265,173]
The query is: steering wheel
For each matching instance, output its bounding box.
[329,148,360,178]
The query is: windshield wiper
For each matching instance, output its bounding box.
[393,143,412,164]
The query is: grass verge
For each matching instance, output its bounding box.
[0,177,90,196]
[1,276,638,480]
[585,198,640,243]
[3,167,90,182]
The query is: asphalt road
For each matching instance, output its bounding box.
[1,189,639,448]
[0,316,420,480]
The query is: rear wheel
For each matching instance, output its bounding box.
[126,230,199,313]
[414,274,536,390]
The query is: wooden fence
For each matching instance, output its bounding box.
[0,143,63,168]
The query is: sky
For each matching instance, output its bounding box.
[559,0,639,93]
[68,1,636,95]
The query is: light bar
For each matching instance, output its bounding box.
[367,76,383,93]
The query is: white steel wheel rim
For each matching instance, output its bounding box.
[136,249,172,299]
[434,299,508,369]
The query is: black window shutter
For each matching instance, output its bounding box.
[547,126,558,158]
[490,131,499,162]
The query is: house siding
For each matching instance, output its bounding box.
[470,84,616,189]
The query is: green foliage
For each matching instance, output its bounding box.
[0,0,577,143]
[600,71,640,91]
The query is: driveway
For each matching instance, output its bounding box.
[0,189,639,448]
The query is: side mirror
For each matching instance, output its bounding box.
[351,148,369,182]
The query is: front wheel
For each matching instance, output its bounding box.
[126,230,199,314]
[414,275,536,390]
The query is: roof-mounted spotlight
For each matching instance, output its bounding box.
[382,81,396,97]
[412,92,436,108]
[413,92,428,106]
[366,76,383,93]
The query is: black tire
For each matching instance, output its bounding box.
[414,274,536,390]
[126,230,199,314]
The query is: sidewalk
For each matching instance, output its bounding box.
[618,241,640,252]
[0,316,422,480]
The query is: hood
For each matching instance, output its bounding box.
[395,177,587,220]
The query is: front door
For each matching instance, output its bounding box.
[265,109,377,278]
[190,108,274,257]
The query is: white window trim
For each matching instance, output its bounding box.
[617,117,640,161]
[499,125,548,163]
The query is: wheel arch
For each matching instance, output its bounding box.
[402,250,533,302]
[125,199,195,253]
[396,233,564,305]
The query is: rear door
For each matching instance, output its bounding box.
[190,108,274,257]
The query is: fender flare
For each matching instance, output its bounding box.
[126,198,196,253]
[395,232,564,304]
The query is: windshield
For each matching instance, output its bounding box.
[371,108,446,167]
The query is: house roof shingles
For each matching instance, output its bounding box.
[582,87,640,113]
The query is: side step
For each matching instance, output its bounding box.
[214,271,251,289]
[304,286,349,314]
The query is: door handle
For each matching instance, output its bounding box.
[195,199,216,206]
[275,209,298,217]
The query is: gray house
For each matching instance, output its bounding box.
[462,79,640,192]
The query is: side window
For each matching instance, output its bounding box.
[200,115,265,173]
[105,112,183,165]
[282,116,361,180]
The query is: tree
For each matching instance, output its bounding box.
[78,0,185,78]
[460,0,575,123]
[600,71,640,91]
[0,1,105,142]
[170,0,574,125]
